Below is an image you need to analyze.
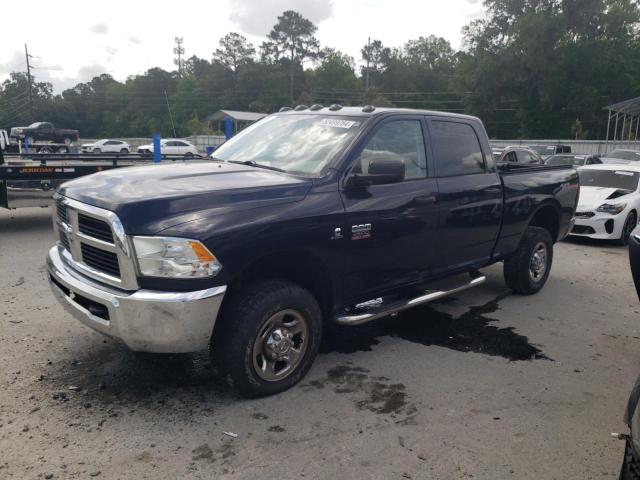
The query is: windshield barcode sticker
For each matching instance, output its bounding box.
[319,119,358,129]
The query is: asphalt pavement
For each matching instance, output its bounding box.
[1,207,638,479]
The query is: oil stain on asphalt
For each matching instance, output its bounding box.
[322,291,550,361]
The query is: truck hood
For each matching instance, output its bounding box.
[577,186,632,210]
[59,161,313,234]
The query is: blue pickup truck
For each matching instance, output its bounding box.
[47,106,579,397]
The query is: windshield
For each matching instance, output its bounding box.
[608,149,640,161]
[579,169,639,190]
[545,155,586,166]
[28,122,43,128]
[212,114,365,176]
[492,151,503,162]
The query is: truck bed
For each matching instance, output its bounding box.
[494,162,579,257]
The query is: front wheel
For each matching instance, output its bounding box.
[616,211,637,246]
[504,226,553,295]
[211,279,322,397]
[120,148,129,154]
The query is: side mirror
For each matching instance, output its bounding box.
[348,156,405,187]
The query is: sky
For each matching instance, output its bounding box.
[0,0,484,93]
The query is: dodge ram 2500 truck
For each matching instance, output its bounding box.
[47,106,579,397]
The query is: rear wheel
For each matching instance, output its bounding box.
[504,226,553,295]
[38,146,53,154]
[616,211,637,246]
[211,279,322,397]
[120,148,129,154]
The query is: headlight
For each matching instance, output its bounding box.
[596,203,627,214]
[132,236,222,278]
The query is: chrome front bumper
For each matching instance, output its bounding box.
[47,246,226,353]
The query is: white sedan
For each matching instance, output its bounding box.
[571,164,640,245]
[137,139,198,157]
[81,139,131,154]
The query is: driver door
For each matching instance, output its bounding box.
[339,116,439,304]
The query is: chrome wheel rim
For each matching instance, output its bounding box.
[529,241,548,282]
[252,309,309,382]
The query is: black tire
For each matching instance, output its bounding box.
[504,226,553,295]
[38,146,53,154]
[211,279,322,398]
[120,148,129,154]
[615,211,637,246]
[184,152,194,158]
[93,148,101,154]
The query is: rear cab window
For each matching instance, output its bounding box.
[430,120,485,176]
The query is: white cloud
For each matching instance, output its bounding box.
[89,22,109,34]
[229,0,335,36]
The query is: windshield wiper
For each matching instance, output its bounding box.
[227,160,286,173]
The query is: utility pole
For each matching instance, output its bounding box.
[173,37,184,78]
[24,44,34,122]
[364,37,370,93]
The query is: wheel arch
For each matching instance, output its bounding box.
[527,202,561,242]
[224,249,335,320]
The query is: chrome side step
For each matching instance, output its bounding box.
[336,274,486,326]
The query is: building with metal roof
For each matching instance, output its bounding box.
[605,97,640,141]
[206,110,267,135]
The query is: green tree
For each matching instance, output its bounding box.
[213,33,256,72]
[262,10,320,100]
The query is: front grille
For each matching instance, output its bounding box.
[572,225,595,235]
[59,232,70,251]
[575,211,595,218]
[78,214,113,243]
[81,243,120,278]
[56,199,68,223]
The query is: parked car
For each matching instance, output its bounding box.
[10,122,79,145]
[570,164,640,244]
[527,144,571,158]
[81,139,131,154]
[137,139,198,157]
[492,146,544,164]
[47,106,578,397]
[544,154,602,167]
[601,149,640,164]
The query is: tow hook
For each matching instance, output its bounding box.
[612,432,630,441]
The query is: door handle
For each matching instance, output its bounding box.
[415,195,438,204]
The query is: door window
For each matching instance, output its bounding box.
[431,121,485,176]
[354,120,427,180]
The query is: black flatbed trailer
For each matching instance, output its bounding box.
[0,153,202,209]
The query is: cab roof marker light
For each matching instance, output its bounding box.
[309,104,324,111]
[362,105,376,113]
[294,105,308,111]
[328,104,343,111]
